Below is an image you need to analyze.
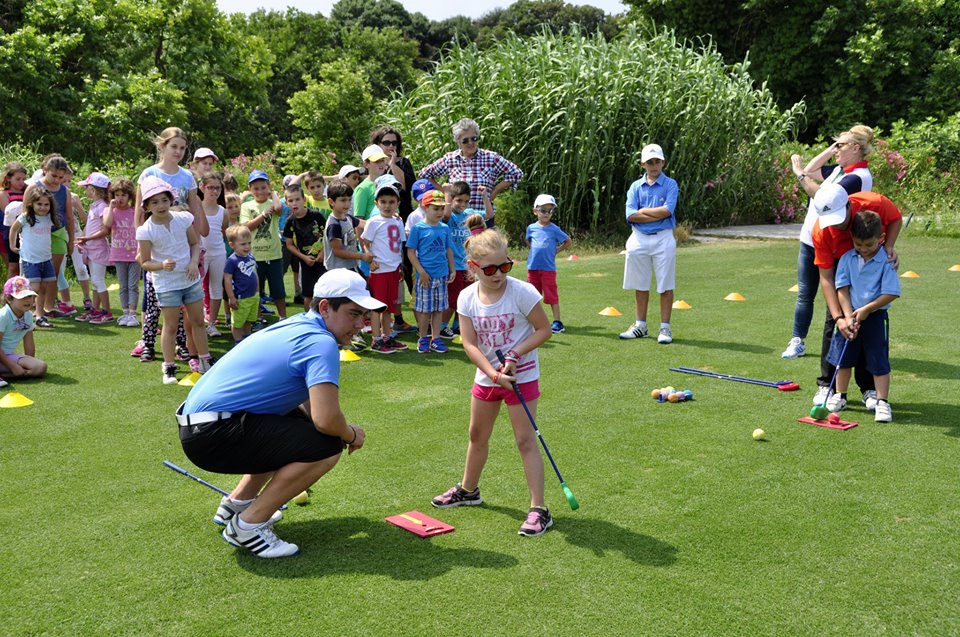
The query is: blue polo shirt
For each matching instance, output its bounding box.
[835,247,900,311]
[183,311,340,415]
[625,172,678,235]
[526,222,570,271]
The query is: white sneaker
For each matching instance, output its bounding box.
[222,518,299,558]
[619,324,648,339]
[206,323,221,338]
[812,386,829,406]
[825,393,847,412]
[781,337,806,358]
[657,326,673,344]
[874,400,893,423]
[125,313,139,327]
[162,364,178,385]
[213,496,283,527]
[862,390,878,412]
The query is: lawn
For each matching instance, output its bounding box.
[2,236,958,636]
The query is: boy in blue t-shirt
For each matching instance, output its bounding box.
[406,190,454,354]
[223,226,259,343]
[825,210,900,423]
[441,180,493,338]
[525,193,572,333]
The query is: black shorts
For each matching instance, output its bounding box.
[179,409,343,475]
[300,263,326,299]
[827,309,891,376]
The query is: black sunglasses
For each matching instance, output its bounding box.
[380,139,398,146]
[472,260,514,276]
[459,136,479,144]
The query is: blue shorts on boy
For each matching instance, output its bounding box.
[224,253,258,300]
[407,221,453,281]
[827,310,890,375]
[415,277,448,314]
[526,222,569,272]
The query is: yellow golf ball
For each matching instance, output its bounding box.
[752,428,766,441]
[292,490,310,505]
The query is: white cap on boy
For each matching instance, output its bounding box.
[313,269,386,312]
[640,144,665,163]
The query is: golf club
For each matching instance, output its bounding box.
[810,336,850,421]
[163,460,288,510]
[495,350,579,511]
[670,367,800,391]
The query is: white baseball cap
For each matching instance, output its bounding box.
[313,269,386,312]
[338,165,361,179]
[361,145,388,163]
[193,147,219,162]
[139,176,176,203]
[641,144,665,163]
[813,183,850,228]
[533,194,556,208]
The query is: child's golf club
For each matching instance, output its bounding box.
[495,350,579,511]
[163,460,288,510]
[810,336,850,421]
[670,367,799,391]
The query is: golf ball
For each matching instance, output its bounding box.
[827,413,841,424]
[753,428,766,441]
[668,393,679,403]
[292,490,310,505]
[683,390,693,400]
[651,388,661,400]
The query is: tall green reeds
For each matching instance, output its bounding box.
[379,23,804,230]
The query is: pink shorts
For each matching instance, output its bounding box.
[447,270,469,309]
[527,270,559,304]
[0,353,25,373]
[472,379,540,405]
[369,268,401,314]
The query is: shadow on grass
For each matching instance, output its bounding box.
[484,504,677,566]
[672,338,774,355]
[235,516,518,579]
[33,372,79,386]
[892,357,960,380]
[884,401,960,438]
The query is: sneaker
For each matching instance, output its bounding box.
[162,363,178,385]
[812,386,830,406]
[417,336,430,354]
[439,327,456,339]
[57,301,77,316]
[206,323,221,337]
[176,345,191,361]
[393,321,417,334]
[139,346,155,362]
[222,517,299,558]
[619,324,648,339]
[189,357,202,373]
[259,304,275,315]
[199,356,215,373]
[349,334,368,352]
[432,484,483,508]
[657,326,673,344]
[862,390,878,412]
[0,378,7,388]
[431,338,449,353]
[90,311,114,325]
[518,507,553,537]
[371,339,396,354]
[874,400,893,423]
[551,320,565,334]
[74,310,96,322]
[260,295,273,304]
[781,337,806,358]
[35,316,55,329]
[82,299,94,311]
[213,496,282,527]
[125,314,140,327]
[825,393,847,413]
[386,337,408,351]
[45,308,69,318]
[130,340,146,357]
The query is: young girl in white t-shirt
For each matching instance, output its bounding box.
[135,177,211,385]
[198,172,228,337]
[431,228,554,537]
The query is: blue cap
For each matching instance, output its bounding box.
[248,169,269,184]
[411,179,433,202]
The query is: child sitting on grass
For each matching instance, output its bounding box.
[431,228,554,537]
[0,276,48,382]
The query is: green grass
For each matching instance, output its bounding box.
[2,236,959,636]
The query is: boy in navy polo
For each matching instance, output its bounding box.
[825,210,900,422]
[620,144,679,344]
[525,194,572,333]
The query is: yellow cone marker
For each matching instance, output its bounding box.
[599,306,622,317]
[567,254,580,261]
[453,335,462,345]
[788,284,799,292]
[949,264,960,272]
[177,372,202,387]
[672,300,692,310]
[724,292,746,301]
[340,349,361,362]
[107,283,120,291]
[0,391,34,408]
[900,271,920,278]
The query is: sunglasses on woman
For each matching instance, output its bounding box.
[459,136,480,144]
[470,260,514,276]
[380,139,398,146]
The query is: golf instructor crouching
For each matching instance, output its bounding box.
[176,269,385,558]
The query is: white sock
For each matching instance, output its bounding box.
[235,514,263,531]
[661,322,670,329]
[231,497,254,506]
[635,320,647,329]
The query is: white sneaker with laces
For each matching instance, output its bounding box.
[781,337,806,358]
[657,326,673,344]
[222,518,299,558]
[206,323,221,338]
[862,390,878,412]
[162,364,178,385]
[874,400,893,422]
[619,324,648,339]
[812,386,830,406]
[825,393,847,412]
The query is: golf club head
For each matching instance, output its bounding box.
[562,483,580,511]
[810,405,829,420]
